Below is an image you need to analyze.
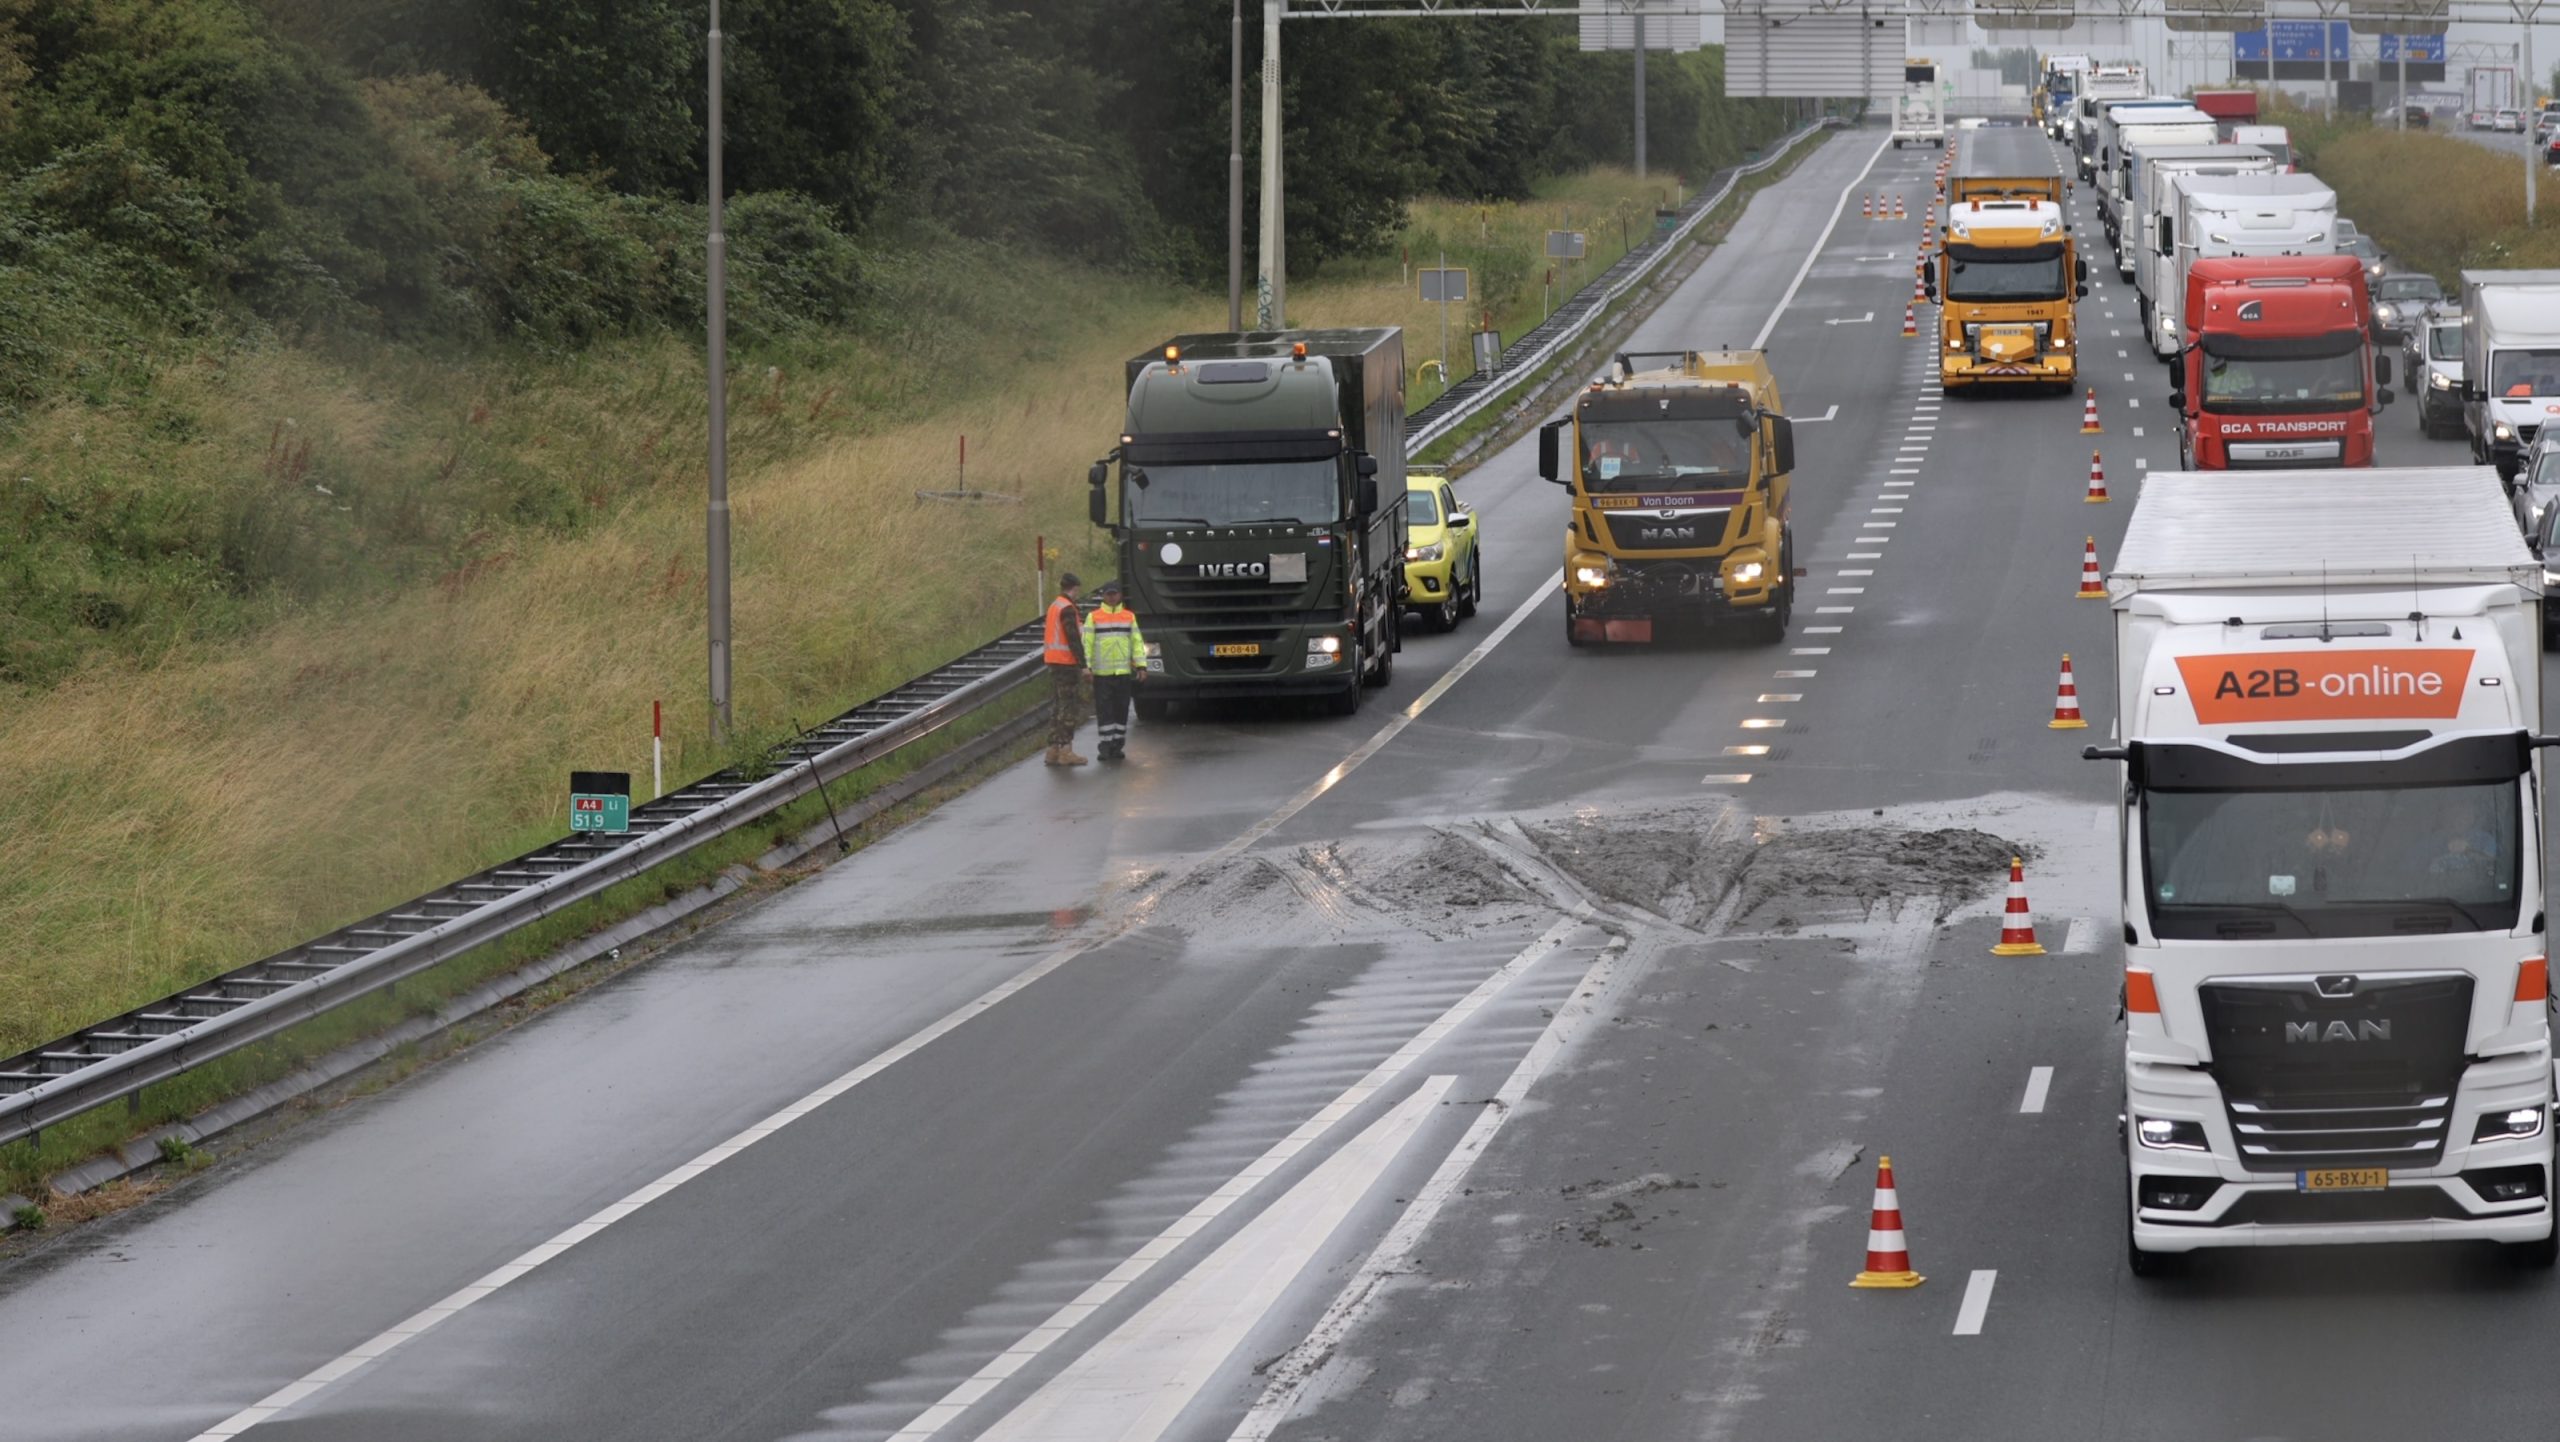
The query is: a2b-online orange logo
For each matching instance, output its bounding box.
[2175,649,2476,723]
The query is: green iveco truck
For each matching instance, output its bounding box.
[1089,329,1408,717]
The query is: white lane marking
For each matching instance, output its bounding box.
[2117,349,2127,359]
[1793,646,1832,654]
[2019,1066,2054,1115]
[2110,329,2121,337]
[1847,552,1882,559]
[2122,372,2136,382]
[1825,312,1877,326]
[1954,1270,1998,1336]
[1871,506,1905,513]
[1889,468,1922,475]
[1775,669,1818,677]
[1753,133,1896,351]
[1725,744,1772,756]
[2132,426,2144,437]
[1827,586,1865,594]
[187,606,1578,1439]
[1757,693,1804,703]
[1865,520,1898,528]
[1796,404,1844,423]
[1839,568,1874,576]
[1701,772,1755,784]
[1738,718,1786,730]
[978,1078,1453,1442]
[1229,939,1631,1442]
[1814,607,1855,616]
[2063,916,2096,954]
[2136,458,2150,470]
[1804,625,1845,634]
[886,911,1587,1440]
[2127,398,2139,409]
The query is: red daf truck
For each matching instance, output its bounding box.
[2171,255,2391,469]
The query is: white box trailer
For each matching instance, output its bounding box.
[2099,106,2220,244]
[2150,172,2338,358]
[2095,469,2555,1274]
[2121,143,2275,293]
[2460,270,2560,477]
[2073,68,2152,172]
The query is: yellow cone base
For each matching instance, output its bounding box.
[2078,589,2105,599]
[2049,717,2088,730]
[1851,1269,1927,1289]
[1991,941,2048,957]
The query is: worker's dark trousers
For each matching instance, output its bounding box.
[1092,674,1134,758]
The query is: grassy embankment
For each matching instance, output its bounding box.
[2273,98,2556,282]
[0,167,1678,1189]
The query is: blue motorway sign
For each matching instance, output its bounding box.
[2234,23,2441,63]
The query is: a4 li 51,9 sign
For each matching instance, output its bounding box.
[570,770,632,834]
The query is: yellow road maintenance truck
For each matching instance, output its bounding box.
[1535,349,1798,645]
[1927,171,2089,394]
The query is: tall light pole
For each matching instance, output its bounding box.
[1256,0,1286,329]
[706,0,734,743]
[1633,9,1648,178]
[1231,0,1246,331]
[2526,7,2539,223]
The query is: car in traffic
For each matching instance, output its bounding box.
[2513,430,2560,542]
[2471,108,2495,129]
[2536,505,2560,645]
[1401,468,1479,631]
[2498,107,2528,132]
[2403,104,2432,128]
[2370,271,2444,343]
[2341,233,2387,284]
[2402,303,2467,438]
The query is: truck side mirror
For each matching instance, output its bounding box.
[1357,477,1379,517]
[2168,389,2188,410]
[2157,217,2173,253]
[1087,460,1110,527]
[1769,416,1797,476]
[2376,388,2394,409]
[2375,354,2394,387]
[1356,453,1380,478]
[2077,284,2090,298]
[1537,419,1566,483]
[2076,257,2088,282]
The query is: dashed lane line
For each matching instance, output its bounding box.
[2019,1066,2053,1115]
[1953,1270,1998,1336]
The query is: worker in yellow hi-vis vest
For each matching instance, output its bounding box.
[1081,579,1147,763]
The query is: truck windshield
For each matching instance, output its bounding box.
[2199,332,2367,414]
[2429,324,2463,361]
[2144,780,2522,939]
[1945,249,2067,302]
[1124,460,1338,526]
[2491,348,2560,397]
[1578,419,1750,491]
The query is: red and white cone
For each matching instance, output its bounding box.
[1863,192,1874,220]
[1992,855,2049,954]
[1893,193,1907,219]
[1903,304,1918,337]
[2079,387,2103,434]
[2084,450,2109,503]
[1849,1156,1926,1288]
[2077,536,2106,598]
[1912,269,1928,302]
[2048,653,2089,732]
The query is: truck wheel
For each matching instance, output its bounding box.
[1564,599,1587,649]
[1134,696,1171,724]
[1328,650,1363,715]
[1366,619,1394,687]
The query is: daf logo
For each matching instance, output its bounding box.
[2286,1019,2391,1043]
[2315,974,2358,997]
[2237,299,2263,321]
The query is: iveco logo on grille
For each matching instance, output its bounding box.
[1194,562,1268,579]
[2286,1019,2391,1042]
[1638,525,1699,542]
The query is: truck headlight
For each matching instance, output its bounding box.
[2136,1117,2209,1152]
[2498,421,2518,441]
[1728,560,1766,585]
[1310,635,1341,654]
[1573,564,1613,588]
[2053,337,2071,350]
[2430,370,2454,390]
[1405,542,1443,563]
[2474,1107,2549,1143]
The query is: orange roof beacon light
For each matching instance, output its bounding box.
[1291,341,1309,359]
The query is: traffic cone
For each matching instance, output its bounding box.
[1903,304,1918,337]
[1893,193,1907,219]
[1992,855,2049,954]
[2077,536,2106,598]
[1863,192,1874,220]
[2079,388,2103,433]
[1849,1156,1926,1288]
[2047,653,2089,731]
[1912,270,1927,302]
[2084,450,2109,503]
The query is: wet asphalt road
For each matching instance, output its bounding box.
[0,123,2548,1442]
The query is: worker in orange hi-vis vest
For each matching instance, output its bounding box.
[1041,573,1089,767]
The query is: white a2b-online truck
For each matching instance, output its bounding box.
[2090,469,2558,1274]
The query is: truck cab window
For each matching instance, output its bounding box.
[1578,420,1748,488]
[2200,332,2366,412]
[1123,459,1338,526]
[2145,780,2522,939]
[2493,347,2560,397]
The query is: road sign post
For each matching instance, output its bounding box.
[571,771,633,835]
[1419,261,1469,390]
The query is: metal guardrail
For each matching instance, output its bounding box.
[0,116,1832,1153]
[1407,116,1832,453]
[0,625,1047,1148]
